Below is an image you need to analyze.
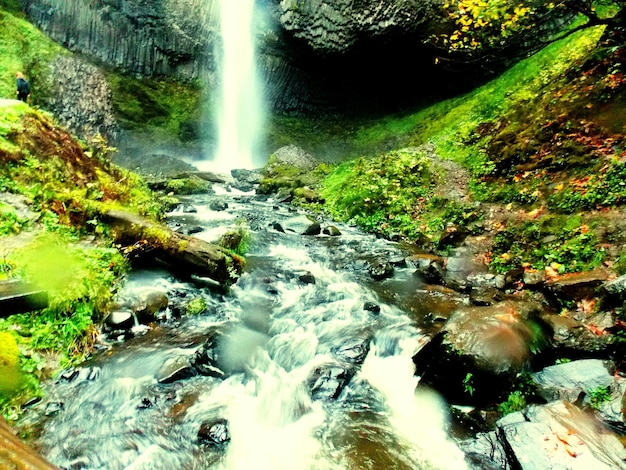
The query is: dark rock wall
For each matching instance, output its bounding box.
[21,0,220,80]
[20,0,446,114]
[277,0,440,53]
[43,55,119,141]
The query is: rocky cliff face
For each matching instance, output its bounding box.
[20,0,445,114]
[278,0,440,53]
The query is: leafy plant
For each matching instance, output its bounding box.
[463,372,475,396]
[498,390,527,415]
[589,385,611,409]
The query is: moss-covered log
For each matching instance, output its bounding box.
[103,210,242,285]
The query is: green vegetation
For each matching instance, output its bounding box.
[497,390,527,415]
[185,296,207,316]
[107,74,204,143]
[490,217,606,274]
[462,372,475,396]
[0,101,164,420]
[319,148,480,244]
[0,7,65,103]
[588,385,611,409]
[305,24,625,274]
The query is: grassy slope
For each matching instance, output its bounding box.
[0,5,65,102]
[313,25,626,276]
[0,8,168,420]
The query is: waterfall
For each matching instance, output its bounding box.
[206,0,264,173]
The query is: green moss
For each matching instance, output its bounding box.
[107,74,204,142]
[185,296,207,316]
[490,217,605,274]
[165,176,210,195]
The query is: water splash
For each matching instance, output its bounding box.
[361,340,469,470]
[206,0,264,172]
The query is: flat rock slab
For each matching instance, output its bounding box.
[497,401,626,469]
[532,359,614,402]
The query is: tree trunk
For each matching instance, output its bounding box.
[103,210,243,285]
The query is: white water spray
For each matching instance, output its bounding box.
[208,0,264,172]
[361,343,469,470]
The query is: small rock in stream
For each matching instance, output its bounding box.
[368,260,394,280]
[104,309,135,330]
[308,364,356,401]
[198,418,231,447]
[157,357,197,384]
[363,302,380,315]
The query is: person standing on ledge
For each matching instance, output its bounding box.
[16,72,30,103]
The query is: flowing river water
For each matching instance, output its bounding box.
[19,183,472,469]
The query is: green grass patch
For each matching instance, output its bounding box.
[490,216,605,274]
[0,9,65,102]
[319,148,481,243]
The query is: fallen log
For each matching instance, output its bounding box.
[0,280,48,317]
[0,417,57,469]
[102,210,243,285]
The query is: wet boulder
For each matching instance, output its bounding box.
[414,300,548,404]
[264,145,320,177]
[307,363,356,401]
[544,269,611,306]
[368,259,394,281]
[209,199,229,211]
[412,257,445,286]
[539,312,615,358]
[532,359,615,403]
[157,356,197,384]
[231,168,262,185]
[298,271,316,285]
[191,328,228,379]
[322,225,342,237]
[132,290,169,324]
[104,309,135,331]
[332,337,371,366]
[192,325,269,378]
[280,214,321,236]
[594,376,626,432]
[198,418,230,447]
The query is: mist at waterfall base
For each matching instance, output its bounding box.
[199,0,265,173]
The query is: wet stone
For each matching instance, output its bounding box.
[497,401,626,469]
[187,225,204,235]
[157,357,197,384]
[198,418,230,447]
[332,337,370,365]
[414,260,445,285]
[368,260,394,280]
[281,214,321,236]
[209,199,229,211]
[298,272,316,285]
[44,401,64,416]
[192,329,227,379]
[322,225,342,236]
[532,359,614,403]
[363,301,381,314]
[104,309,135,330]
[308,364,355,401]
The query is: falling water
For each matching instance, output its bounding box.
[207,0,264,172]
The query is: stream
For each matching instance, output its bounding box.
[19,182,471,469]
